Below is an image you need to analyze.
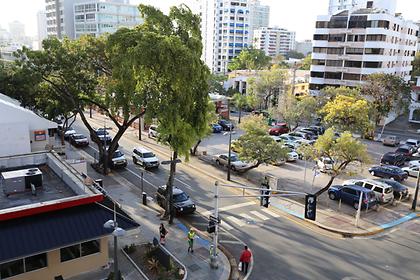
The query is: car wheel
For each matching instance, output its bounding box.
[133,157,137,164]
[370,171,375,176]
[405,171,409,177]
[216,160,220,166]
[353,201,359,210]
[231,165,236,171]
[328,192,336,200]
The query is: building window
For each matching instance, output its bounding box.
[364,48,384,55]
[0,259,24,279]
[343,73,361,81]
[348,16,367,28]
[326,60,343,67]
[25,253,47,273]
[347,34,365,42]
[312,59,326,66]
[345,48,363,55]
[313,34,328,40]
[324,72,342,79]
[86,13,95,21]
[363,62,382,68]
[315,21,328,28]
[367,20,389,29]
[310,71,324,78]
[81,240,100,256]
[344,60,362,68]
[328,16,348,29]
[75,15,85,22]
[327,48,344,55]
[328,34,346,42]
[366,34,386,41]
[61,240,100,262]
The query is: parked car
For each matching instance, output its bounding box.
[376,179,409,200]
[317,157,334,173]
[92,128,112,144]
[309,125,325,135]
[405,139,420,148]
[281,134,314,145]
[395,145,416,158]
[409,159,420,167]
[289,131,312,140]
[211,123,223,133]
[268,123,289,136]
[402,165,419,177]
[218,119,234,131]
[63,127,76,140]
[109,150,127,169]
[368,165,408,181]
[328,185,378,210]
[215,153,248,171]
[282,146,298,162]
[382,135,400,147]
[343,179,394,204]
[380,152,405,167]
[156,186,196,215]
[132,147,160,169]
[148,125,159,138]
[69,133,89,147]
[278,134,301,142]
[297,128,318,139]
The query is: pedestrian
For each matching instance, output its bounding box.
[187,228,196,253]
[239,245,252,274]
[159,223,167,245]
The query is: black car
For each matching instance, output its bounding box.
[218,119,234,131]
[91,128,112,144]
[69,133,89,147]
[375,179,409,200]
[156,186,196,215]
[380,152,406,167]
[368,165,408,182]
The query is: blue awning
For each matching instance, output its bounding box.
[0,201,139,263]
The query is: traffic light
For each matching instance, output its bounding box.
[207,220,216,233]
[260,179,270,208]
[304,194,317,221]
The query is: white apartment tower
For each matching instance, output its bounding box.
[253,27,296,57]
[248,0,269,40]
[309,0,419,94]
[37,11,48,49]
[200,0,269,74]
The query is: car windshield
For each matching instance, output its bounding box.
[173,192,189,202]
[396,148,408,153]
[230,155,239,161]
[113,151,124,158]
[143,152,155,158]
[97,130,109,135]
[324,159,333,164]
[73,135,85,139]
[385,187,393,194]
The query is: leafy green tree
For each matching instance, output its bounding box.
[208,73,227,95]
[320,95,370,134]
[277,93,317,129]
[361,73,411,126]
[317,86,361,110]
[235,115,289,171]
[135,4,211,223]
[232,92,256,123]
[272,54,289,69]
[228,47,271,71]
[248,65,288,109]
[412,52,420,79]
[286,50,305,59]
[299,54,311,70]
[299,128,370,196]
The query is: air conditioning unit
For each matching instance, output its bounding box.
[1,168,43,196]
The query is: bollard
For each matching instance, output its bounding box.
[142,192,147,205]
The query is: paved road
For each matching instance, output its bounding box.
[70,119,420,280]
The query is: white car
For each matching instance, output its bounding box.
[132,147,160,169]
[343,179,394,204]
[270,135,282,143]
[402,165,419,177]
[109,150,128,168]
[215,153,248,171]
[286,150,299,162]
[148,125,159,138]
[63,128,76,140]
[317,157,334,172]
[405,139,420,148]
[409,160,420,167]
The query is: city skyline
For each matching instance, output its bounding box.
[1,0,419,41]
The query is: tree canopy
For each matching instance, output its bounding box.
[412,52,420,79]
[228,47,271,71]
[277,93,317,129]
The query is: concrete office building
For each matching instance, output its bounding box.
[253,27,296,57]
[200,0,269,73]
[309,0,418,94]
[295,39,313,56]
[37,11,48,49]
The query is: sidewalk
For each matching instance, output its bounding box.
[82,110,420,238]
[67,150,230,280]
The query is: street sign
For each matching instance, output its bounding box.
[304,194,317,221]
[161,159,182,165]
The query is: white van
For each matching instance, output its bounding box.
[343,179,394,204]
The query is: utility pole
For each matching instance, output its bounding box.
[210,181,219,269]
[138,116,142,141]
[412,169,420,211]
[227,128,233,181]
[113,203,119,280]
[103,121,108,175]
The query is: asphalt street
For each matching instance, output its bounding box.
[71,119,420,280]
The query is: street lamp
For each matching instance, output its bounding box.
[104,202,126,280]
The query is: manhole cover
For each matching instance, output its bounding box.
[188,263,201,272]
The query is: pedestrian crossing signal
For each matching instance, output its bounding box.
[207,220,216,233]
[260,179,270,208]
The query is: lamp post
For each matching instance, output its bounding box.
[104,202,126,280]
[412,169,420,211]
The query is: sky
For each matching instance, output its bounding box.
[0,0,419,41]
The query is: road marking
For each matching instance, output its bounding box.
[221,221,234,231]
[226,216,246,227]
[219,240,242,245]
[250,211,270,221]
[201,201,255,216]
[125,168,158,190]
[239,213,255,221]
[261,208,280,218]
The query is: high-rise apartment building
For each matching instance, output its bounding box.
[74,1,142,38]
[253,27,296,57]
[45,0,140,39]
[309,0,418,94]
[248,0,269,40]
[37,11,48,49]
[200,0,269,73]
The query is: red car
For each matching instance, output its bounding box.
[268,123,289,136]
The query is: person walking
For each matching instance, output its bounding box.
[159,223,167,245]
[239,245,252,274]
[187,228,196,253]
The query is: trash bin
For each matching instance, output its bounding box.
[142,192,147,205]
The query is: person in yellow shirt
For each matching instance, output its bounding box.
[187,228,196,253]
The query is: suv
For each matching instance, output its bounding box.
[156,186,196,215]
[218,119,234,131]
[382,135,400,147]
[343,179,394,204]
[317,157,334,173]
[380,152,405,167]
[132,147,160,169]
[328,185,378,210]
[92,128,112,144]
[148,125,159,138]
[375,179,409,201]
[109,150,127,169]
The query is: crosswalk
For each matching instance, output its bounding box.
[219,208,282,230]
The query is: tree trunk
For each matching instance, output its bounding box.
[238,107,242,124]
[314,176,336,197]
[164,151,178,224]
[190,140,201,156]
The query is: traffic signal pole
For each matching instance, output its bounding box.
[210,181,219,269]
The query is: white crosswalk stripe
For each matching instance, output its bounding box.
[261,208,280,218]
[221,221,233,230]
[250,210,270,221]
[201,201,255,217]
[239,213,254,221]
[226,216,246,227]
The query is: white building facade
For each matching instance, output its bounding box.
[253,27,296,57]
[37,11,48,49]
[200,0,269,73]
[309,0,418,94]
